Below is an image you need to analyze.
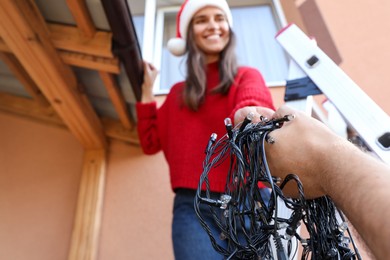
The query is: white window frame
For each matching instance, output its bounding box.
[141,0,156,62]
[153,6,181,94]
[142,0,290,94]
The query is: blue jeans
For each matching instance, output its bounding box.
[172,188,271,260]
[172,189,225,260]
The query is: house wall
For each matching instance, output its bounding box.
[302,0,390,114]
[98,140,174,260]
[0,112,84,260]
[0,111,175,260]
[0,1,389,260]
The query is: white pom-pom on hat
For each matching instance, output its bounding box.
[167,37,187,57]
[167,0,233,56]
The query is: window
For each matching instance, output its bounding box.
[142,0,289,94]
[232,5,288,83]
[133,15,145,53]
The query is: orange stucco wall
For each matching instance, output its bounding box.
[0,112,84,260]
[0,112,175,260]
[313,0,390,115]
[0,1,389,260]
[98,140,173,260]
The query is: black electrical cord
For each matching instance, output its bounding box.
[194,115,361,260]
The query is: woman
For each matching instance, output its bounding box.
[136,0,275,258]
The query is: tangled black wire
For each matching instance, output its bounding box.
[194,113,361,260]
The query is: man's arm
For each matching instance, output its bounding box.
[263,105,390,260]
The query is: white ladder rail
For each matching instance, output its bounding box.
[275,24,390,164]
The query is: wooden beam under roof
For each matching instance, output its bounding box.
[59,50,120,73]
[0,0,106,149]
[1,23,113,58]
[0,36,120,74]
[0,52,49,106]
[66,0,134,130]
[0,92,63,126]
[49,23,113,58]
[66,0,96,38]
[0,92,139,144]
[0,38,8,51]
[101,117,138,144]
[99,71,133,130]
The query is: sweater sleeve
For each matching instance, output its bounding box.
[229,67,275,120]
[136,101,162,155]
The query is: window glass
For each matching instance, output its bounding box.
[232,5,288,83]
[133,15,145,53]
[160,12,186,92]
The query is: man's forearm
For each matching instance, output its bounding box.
[324,145,390,260]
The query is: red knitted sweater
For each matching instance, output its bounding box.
[136,62,275,193]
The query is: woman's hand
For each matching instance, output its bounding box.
[141,61,159,103]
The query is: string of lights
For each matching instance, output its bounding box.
[194,113,361,259]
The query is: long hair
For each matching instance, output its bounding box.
[182,22,238,111]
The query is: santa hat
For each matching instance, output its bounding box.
[167,0,233,56]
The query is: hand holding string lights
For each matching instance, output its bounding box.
[195,106,361,259]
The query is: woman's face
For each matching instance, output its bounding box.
[192,6,230,62]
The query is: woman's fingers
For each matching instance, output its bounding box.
[234,106,275,125]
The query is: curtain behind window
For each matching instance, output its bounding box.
[232,5,288,82]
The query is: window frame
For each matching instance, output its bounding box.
[153,6,181,95]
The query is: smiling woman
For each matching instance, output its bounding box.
[191,6,230,63]
[135,0,276,259]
